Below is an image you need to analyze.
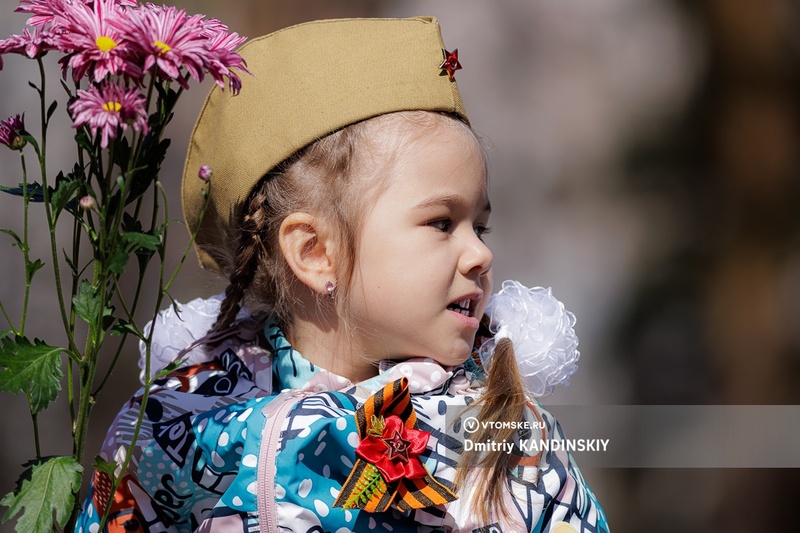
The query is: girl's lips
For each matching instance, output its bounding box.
[447,308,480,330]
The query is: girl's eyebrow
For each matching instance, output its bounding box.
[414,194,492,213]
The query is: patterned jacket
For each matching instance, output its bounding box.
[76,316,610,533]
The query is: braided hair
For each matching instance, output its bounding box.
[210,184,273,333]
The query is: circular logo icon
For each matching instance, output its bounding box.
[463,416,480,434]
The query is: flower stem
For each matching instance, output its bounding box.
[164,181,210,293]
[26,396,42,458]
[0,299,15,331]
[35,57,78,356]
[18,153,31,335]
[94,274,144,397]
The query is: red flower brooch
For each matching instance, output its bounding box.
[356,415,428,483]
[333,378,457,512]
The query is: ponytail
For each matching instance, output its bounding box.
[454,337,527,524]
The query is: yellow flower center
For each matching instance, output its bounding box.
[154,40,171,55]
[95,35,118,52]
[102,101,122,113]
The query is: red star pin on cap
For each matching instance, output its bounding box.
[439,48,462,80]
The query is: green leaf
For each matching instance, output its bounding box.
[27,259,44,280]
[112,136,132,173]
[74,128,93,152]
[121,211,143,233]
[62,249,78,277]
[1,456,83,532]
[123,231,161,252]
[126,137,170,205]
[93,455,116,477]
[49,174,81,223]
[45,100,58,122]
[0,336,64,414]
[153,357,187,380]
[111,319,141,338]
[0,228,28,254]
[102,304,116,332]
[107,247,130,276]
[0,182,44,202]
[72,280,100,329]
[0,229,23,248]
[20,135,40,159]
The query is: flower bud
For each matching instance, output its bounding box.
[198,165,212,181]
[0,114,26,151]
[79,196,95,210]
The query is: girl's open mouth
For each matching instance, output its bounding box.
[447,298,475,317]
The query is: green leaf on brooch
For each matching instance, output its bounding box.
[342,462,387,510]
[0,336,64,414]
[0,456,83,533]
[367,415,385,437]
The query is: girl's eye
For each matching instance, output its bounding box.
[474,225,492,241]
[429,219,453,232]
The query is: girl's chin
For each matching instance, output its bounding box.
[430,348,473,368]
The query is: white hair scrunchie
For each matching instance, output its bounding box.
[478,280,580,397]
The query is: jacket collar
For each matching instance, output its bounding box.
[258,320,470,395]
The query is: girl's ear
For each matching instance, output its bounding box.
[278,212,337,296]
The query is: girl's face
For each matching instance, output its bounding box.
[346,121,493,367]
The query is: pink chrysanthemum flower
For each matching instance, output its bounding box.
[70,82,147,148]
[0,26,58,60]
[198,17,229,39]
[17,0,140,26]
[0,114,27,151]
[15,0,67,27]
[113,5,209,89]
[204,28,249,94]
[53,0,142,82]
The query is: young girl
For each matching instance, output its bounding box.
[78,17,609,533]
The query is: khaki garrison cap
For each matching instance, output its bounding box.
[182,16,468,273]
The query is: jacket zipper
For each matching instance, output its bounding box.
[257,390,308,532]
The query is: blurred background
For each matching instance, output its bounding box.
[1,0,799,531]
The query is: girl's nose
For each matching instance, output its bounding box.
[460,232,493,277]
